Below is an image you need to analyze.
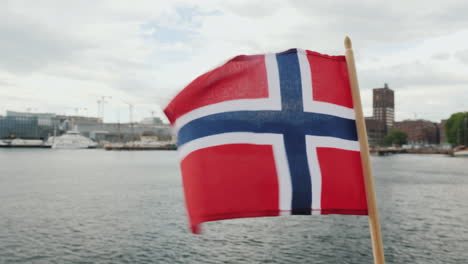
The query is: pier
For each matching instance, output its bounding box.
[370,147,453,156]
[104,145,177,151]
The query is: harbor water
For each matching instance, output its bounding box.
[0,149,467,263]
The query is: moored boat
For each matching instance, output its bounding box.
[453,145,468,157]
[45,130,97,149]
[0,139,51,148]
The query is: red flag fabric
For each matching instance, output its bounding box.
[164,49,368,233]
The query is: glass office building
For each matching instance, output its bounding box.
[0,111,59,139]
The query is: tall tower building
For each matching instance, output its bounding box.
[373,83,394,129]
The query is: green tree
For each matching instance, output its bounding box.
[383,130,408,146]
[445,112,468,145]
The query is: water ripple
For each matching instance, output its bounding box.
[0,150,467,263]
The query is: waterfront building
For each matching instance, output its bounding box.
[56,115,102,125]
[7,111,57,126]
[365,83,395,146]
[365,117,387,146]
[55,115,102,131]
[373,83,395,129]
[0,115,39,139]
[74,122,173,143]
[0,111,60,139]
[439,119,448,144]
[140,117,163,125]
[0,110,173,144]
[394,119,439,144]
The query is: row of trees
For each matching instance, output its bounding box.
[445,112,468,146]
[381,112,468,147]
[383,130,407,146]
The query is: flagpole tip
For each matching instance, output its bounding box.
[344,36,352,49]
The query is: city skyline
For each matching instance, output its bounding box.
[1,1,468,123]
[1,82,460,124]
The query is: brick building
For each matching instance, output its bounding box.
[365,117,386,146]
[365,83,395,146]
[439,119,447,144]
[393,120,439,144]
[373,83,395,129]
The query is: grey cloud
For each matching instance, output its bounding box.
[431,52,451,60]
[1,95,25,102]
[43,55,152,85]
[0,11,91,74]
[111,72,176,104]
[289,0,468,47]
[454,49,468,64]
[1,0,468,122]
[360,60,468,89]
[0,78,15,87]
[222,1,283,18]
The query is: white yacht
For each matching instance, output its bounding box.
[46,130,97,149]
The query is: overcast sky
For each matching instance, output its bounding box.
[1,0,467,123]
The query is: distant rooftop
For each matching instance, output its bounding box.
[6,110,56,118]
[373,83,393,91]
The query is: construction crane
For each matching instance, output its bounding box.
[123,101,136,145]
[73,107,88,116]
[97,96,112,121]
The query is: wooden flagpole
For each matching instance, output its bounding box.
[344,36,385,264]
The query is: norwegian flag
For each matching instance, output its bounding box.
[164,49,368,234]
